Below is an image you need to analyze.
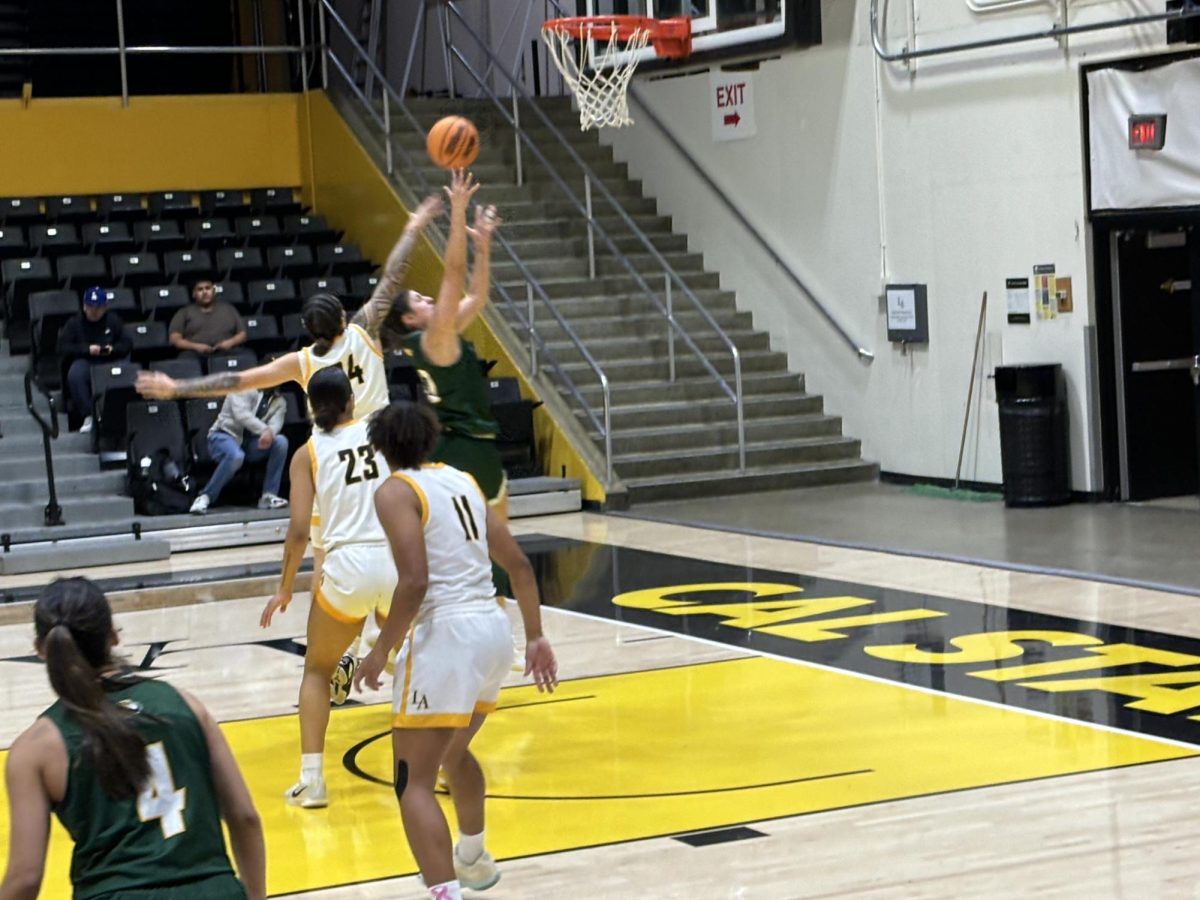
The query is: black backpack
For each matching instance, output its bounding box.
[128,447,194,516]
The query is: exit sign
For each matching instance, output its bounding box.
[1128,114,1167,150]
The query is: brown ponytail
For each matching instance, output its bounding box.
[36,578,150,800]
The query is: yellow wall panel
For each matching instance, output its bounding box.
[0,94,303,196]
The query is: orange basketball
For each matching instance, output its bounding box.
[426,115,480,170]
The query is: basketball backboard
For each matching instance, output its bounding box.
[576,0,820,69]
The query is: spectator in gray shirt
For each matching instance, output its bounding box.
[191,388,288,515]
[170,278,246,358]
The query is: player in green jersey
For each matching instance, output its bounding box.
[0,578,265,900]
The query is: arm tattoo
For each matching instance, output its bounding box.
[353,226,422,337]
[171,372,242,398]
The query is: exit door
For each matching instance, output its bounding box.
[1111,225,1200,500]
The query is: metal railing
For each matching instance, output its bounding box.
[0,0,310,106]
[319,0,619,480]
[871,0,1200,63]
[440,0,747,469]
[24,372,64,527]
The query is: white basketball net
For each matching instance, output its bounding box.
[542,22,651,130]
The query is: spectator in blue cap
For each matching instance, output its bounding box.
[58,286,131,433]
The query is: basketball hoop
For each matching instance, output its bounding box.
[542,16,691,130]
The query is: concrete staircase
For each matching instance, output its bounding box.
[0,348,135,535]
[365,95,877,505]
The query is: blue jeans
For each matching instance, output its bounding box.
[67,358,95,417]
[201,429,288,504]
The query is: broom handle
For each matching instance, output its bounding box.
[955,291,988,489]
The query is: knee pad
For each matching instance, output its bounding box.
[393,759,409,802]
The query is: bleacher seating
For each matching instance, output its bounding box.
[0,187,388,466]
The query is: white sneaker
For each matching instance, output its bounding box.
[454,847,500,891]
[330,654,358,705]
[79,416,93,433]
[190,494,210,515]
[258,492,288,509]
[284,778,328,809]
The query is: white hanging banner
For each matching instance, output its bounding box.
[1087,57,1200,211]
[710,70,756,142]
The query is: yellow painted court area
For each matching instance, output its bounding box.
[5,656,1195,897]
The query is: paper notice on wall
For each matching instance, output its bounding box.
[1006,277,1030,324]
[1033,264,1057,320]
[1056,276,1073,313]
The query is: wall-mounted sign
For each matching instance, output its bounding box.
[885,284,928,343]
[1006,277,1031,325]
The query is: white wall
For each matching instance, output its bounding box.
[597,0,1183,490]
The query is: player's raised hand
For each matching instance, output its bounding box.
[468,204,501,245]
[444,169,480,210]
[524,636,558,693]
[136,370,177,400]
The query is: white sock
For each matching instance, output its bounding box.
[300,753,323,784]
[427,880,462,900]
[456,829,485,864]
[343,636,361,659]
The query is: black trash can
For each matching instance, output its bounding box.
[994,363,1071,507]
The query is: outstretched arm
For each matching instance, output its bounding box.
[455,204,501,332]
[420,170,479,368]
[351,194,444,340]
[136,352,302,400]
[261,447,315,628]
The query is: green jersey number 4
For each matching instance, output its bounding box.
[136,741,188,839]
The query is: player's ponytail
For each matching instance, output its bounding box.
[308,365,354,433]
[35,578,150,800]
[301,292,346,356]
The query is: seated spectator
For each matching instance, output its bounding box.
[59,286,132,433]
[169,277,247,358]
[191,387,289,515]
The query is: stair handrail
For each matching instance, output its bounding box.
[439,0,746,469]
[320,1,616,482]
[627,84,875,363]
[23,371,64,527]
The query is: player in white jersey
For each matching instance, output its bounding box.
[355,400,557,900]
[259,366,393,809]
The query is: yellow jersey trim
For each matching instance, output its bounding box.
[392,712,473,729]
[391,472,429,526]
[350,322,384,359]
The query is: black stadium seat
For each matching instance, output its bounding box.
[268,244,319,280]
[91,360,142,453]
[134,219,188,253]
[299,275,348,299]
[163,248,214,284]
[45,195,92,222]
[29,289,79,386]
[3,256,56,353]
[284,213,339,247]
[200,189,251,218]
[216,246,268,283]
[29,223,82,257]
[0,225,29,261]
[83,221,137,254]
[280,313,310,348]
[213,280,246,309]
[184,217,237,250]
[111,252,162,290]
[243,314,286,357]
[140,284,188,323]
[205,347,257,375]
[127,320,173,365]
[185,397,223,470]
[97,193,146,222]
[147,191,197,219]
[235,215,285,248]
[149,357,203,381]
[247,278,298,315]
[251,187,302,216]
[317,242,374,278]
[56,254,109,289]
[0,197,43,225]
[99,287,138,317]
[126,400,188,475]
